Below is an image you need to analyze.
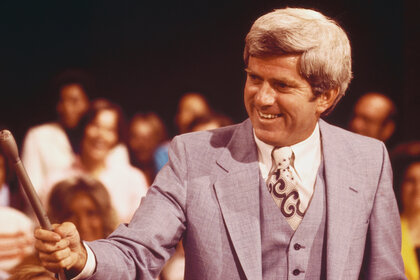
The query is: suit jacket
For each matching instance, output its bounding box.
[88,119,406,280]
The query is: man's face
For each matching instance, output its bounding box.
[349,95,392,141]
[244,55,325,147]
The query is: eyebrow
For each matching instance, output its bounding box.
[245,68,300,88]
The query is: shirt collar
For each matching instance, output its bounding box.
[254,122,321,179]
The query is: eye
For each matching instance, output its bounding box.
[247,72,262,83]
[273,81,289,90]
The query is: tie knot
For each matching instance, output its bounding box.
[272,146,293,167]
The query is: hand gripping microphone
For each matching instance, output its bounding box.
[0,130,66,280]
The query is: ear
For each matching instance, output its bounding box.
[379,121,395,142]
[316,88,339,115]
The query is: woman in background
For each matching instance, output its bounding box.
[399,157,420,280]
[42,98,148,223]
[47,175,118,241]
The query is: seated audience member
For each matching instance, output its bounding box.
[47,176,118,241]
[187,112,234,132]
[8,176,117,279]
[21,70,129,194]
[395,155,420,280]
[7,264,55,280]
[153,92,213,172]
[348,92,396,144]
[174,92,212,135]
[0,207,34,278]
[21,70,91,193]
[128,112,168,185]
[42,99,148,223]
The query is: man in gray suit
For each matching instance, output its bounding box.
[34,8,406,280]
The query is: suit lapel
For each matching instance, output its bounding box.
[319,120,363,279]
[213,119,262,280]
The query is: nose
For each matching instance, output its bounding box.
[255,81,276,106]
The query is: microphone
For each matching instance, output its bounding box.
[0,130,66,280]
[0,129,52,229]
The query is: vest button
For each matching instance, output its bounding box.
[294,243,301,250]
[293,269,301,276]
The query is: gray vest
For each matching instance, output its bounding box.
[260,162,326,279]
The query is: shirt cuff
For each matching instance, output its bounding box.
[71,242,96,280]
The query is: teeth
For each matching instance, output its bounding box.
[259,111,280,119]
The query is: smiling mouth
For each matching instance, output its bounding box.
[258,111,282,119]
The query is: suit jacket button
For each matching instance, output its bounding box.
[294,243,301,250]
[293,269,300,276]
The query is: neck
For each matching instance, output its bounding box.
[80,154,106,178]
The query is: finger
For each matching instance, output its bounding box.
[34,227,61,242]
[53,222,77,238]
[34,238,69,253]
[38,247,71,262]
[40,250,78,271]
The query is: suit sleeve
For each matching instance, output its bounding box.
[86,136,188,280]
[360,143,406,279]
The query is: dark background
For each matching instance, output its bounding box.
[1,0,419,148]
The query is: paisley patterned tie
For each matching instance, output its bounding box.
[266,146,304,230]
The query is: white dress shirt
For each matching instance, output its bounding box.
[254,122,322,210]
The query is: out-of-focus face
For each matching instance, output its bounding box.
[68,191,104,241]
[349,94,393,141]
[57,84,89,129]
[191,120,221,132]
[244,55,329,147]
[0,155,6,187]
[129,120,159,164]
[175,94,211,134]
[401,162,420,215]
[82,109,119,163]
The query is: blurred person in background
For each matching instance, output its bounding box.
[21,69,91,193]
[174,92,212,135]
[7,264,55,280]
[8,176,117,279]
[348,92,396,145]
[187,112,234,133]
[394,155,420,280]
[154,92,213,172]
[21,70,129,195]
[128,112,168,185]
[41,98,148,223]
[0,206,34,280]
[0,140,26,211]
[47,176,119,241]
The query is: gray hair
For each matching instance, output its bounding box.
[244,8,352,114]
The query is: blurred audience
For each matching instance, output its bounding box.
[188,112,234,133]
[0,207,34,279]
[128,112,168,185]
[7,264,55,280]
[154,92,213,172]
[174,92,212,135]
[0,145,26,212]
[394,155,420,280]
[21,70,129,196]
[47,175,119,241]
[42,99,148,223]
[7,176,117,279]
[21,70,91,193]
[349,92,396,144]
